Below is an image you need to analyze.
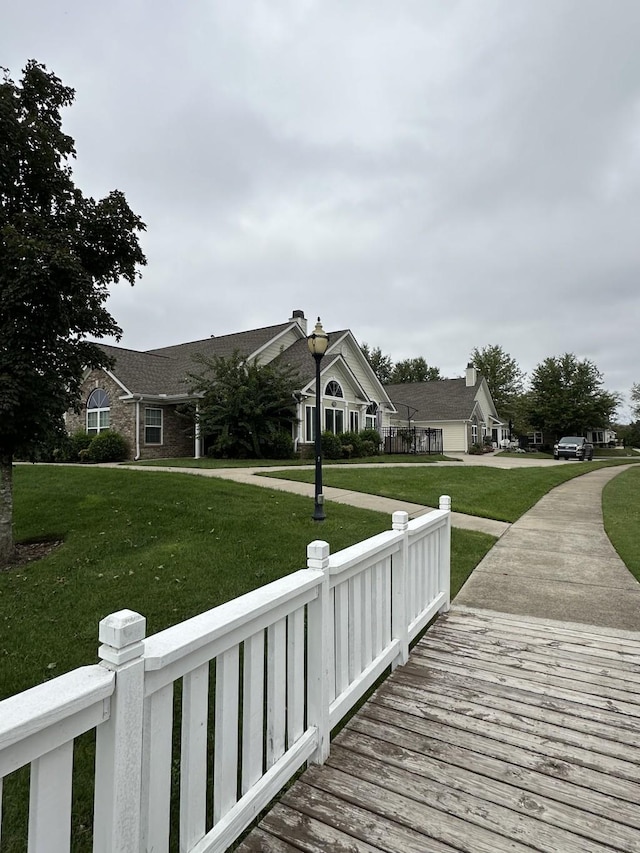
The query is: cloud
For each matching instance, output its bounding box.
[2,0,639,419]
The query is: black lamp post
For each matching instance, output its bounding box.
[308,317,329,521]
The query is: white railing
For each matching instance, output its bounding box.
[0,497,451,853]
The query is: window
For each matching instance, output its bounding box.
[349,410,359,432]
[527,432,543,445]
[305,405,316,442]
[86,389,110,435]
[365,402,378,430]
[325,408,344,434]
[145,408,163,445]
[471,423,478,444]
[324,380,343,398]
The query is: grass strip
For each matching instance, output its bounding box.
[603,466,640,582]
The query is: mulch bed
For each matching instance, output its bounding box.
[1,540,63,572]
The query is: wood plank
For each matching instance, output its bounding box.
[441,610,640,659]
[404,652,640,723]
[294,768,537,853]
[429,620,640,681]
[261,802,391,852]
[371,685,640,785]
[234,826,303,852]
[412,634,640,699]
[324,742,626,853]
[397,659,640,742]
[384,674,640,764]
[357,698,640,804]
[333,730,640,850]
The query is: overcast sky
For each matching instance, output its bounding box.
[3,1,639,418]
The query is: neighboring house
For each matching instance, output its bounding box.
[385,365,505,453]
[65,310,397,460]
[586,428,617,448]
[525,427,617,450]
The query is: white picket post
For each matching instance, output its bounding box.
[306,540,331,764]
[93,609,146,853]
[439,495,452,612]
[391,511,409,668]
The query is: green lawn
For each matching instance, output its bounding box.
[262,460,638,523]
[603,466,640,582]
[1,466,492,700]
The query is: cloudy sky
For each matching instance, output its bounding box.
[3,1,639,417]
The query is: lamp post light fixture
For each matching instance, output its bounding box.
[307,317,329,521]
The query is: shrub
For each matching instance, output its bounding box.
[68,431,94,461]
[339,431,364,457]
[361,440,377,457]
[468,442,484,455]
[321,431,343,459]
[263,431,295,459]
[85,430,129,463]
[359,428,381,453]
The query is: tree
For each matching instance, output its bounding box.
[189,352,300,458]
[360,343,394,384]
[0,61,146,563]
[527,354,619,441]
[630,383,640,420]
[390,357,442,384]
[469,344,524,419]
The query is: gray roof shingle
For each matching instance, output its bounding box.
[385,378,480,421]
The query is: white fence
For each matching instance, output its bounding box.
[0,498,451,853]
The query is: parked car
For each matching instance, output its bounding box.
[553,436,594,461]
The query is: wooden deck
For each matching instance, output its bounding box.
[237,606,640,853]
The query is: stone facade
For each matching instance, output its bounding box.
[66,370,194,460]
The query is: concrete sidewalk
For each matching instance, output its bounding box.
[454,465,640,631]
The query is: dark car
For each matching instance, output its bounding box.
[553,436,594,461]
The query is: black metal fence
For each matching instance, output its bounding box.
[380,427,443,455]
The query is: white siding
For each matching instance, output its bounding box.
[255,328,301,364]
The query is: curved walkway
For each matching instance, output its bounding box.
[455,465,640,631]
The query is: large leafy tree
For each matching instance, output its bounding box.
[390,357,442,384]
[469,344,524,420]
[189,352,301,458]
[0,61,146,563]
[360,343,394,384]
[527,354,619,441]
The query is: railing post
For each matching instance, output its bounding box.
[391,511,409,668]
[306,540,331,765]
[439,495,452,613]
[93,609,146,853]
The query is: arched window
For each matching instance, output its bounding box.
[324,380,343,398]
[87,389,110,435]
[365,402,378,430]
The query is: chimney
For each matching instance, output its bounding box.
[465,363,477,387]
[290,309,307,334]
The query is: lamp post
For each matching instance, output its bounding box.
[308,317,329,521]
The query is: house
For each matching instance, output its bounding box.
[385,364,505,453]
[65,311,397,460]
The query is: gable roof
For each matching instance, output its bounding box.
[385,378,481,422]
[94,317,392,407]
[97,321,300,397]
